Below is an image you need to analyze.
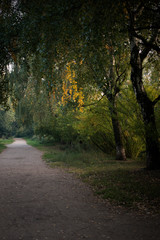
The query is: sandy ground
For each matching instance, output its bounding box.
[0,138,160,240]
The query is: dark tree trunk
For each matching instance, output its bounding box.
[109,98,126,161]
[130,35,160,170]
[141,99,160,169]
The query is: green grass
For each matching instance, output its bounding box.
[25,138,55,151]
[27,138,160,214]
[0,138,14,153]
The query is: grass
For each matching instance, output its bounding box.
[0,138,14,153]
[26,138,160,215]
[25,138,55,151]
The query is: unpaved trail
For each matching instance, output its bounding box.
[0,139,159,240]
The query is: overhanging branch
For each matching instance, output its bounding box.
[134,32,160,54]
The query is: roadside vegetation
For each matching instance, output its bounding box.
[26,138,160,215]
[0,138,14,153]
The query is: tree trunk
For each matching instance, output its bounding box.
[141,99,160,169]
[130,36,160,170]
[109,98,126,161]
[105,51,126,161]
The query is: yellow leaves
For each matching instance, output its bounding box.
[61,63,84,112]
[105,44,112,50]
[122,3,129,20]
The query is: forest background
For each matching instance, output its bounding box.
[0,0,160,171]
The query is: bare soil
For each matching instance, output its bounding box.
[0,138,159,240]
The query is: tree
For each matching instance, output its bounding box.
[71,1,128,160]
[79,44,127,160]
[125,1,160,169]
[1,0,160,169]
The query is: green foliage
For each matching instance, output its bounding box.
[0,0,160,168]
[0,103,15,137]
[117,87,145,159]
[0,138,14,153]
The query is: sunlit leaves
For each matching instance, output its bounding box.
[61,63,84,112]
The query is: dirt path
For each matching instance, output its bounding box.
[0,138,159,240]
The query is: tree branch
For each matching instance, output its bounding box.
[82,94,105,107]
[134,2,145,16]
[134,25,160,31]
[153,95,160,106]
[115,69,126,84]
[133,32,160,56]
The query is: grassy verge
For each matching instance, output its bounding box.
[25,138,55,151]
[26,138,160,214]
[0,138,14,153]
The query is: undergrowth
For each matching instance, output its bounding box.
[0,138,14,153]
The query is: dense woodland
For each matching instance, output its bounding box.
[0,0,160,170]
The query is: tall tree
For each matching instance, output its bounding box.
[125,1,160,169]
[79,44,127,160]
[72,1,128,160]
[1,0,160,169]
